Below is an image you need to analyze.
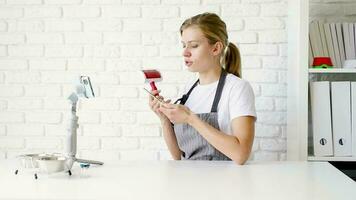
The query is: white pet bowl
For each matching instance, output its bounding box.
[37,155,68,174]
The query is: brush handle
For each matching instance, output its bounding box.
[149,81,158,94]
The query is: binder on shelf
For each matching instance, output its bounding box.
[309,37,314,67]
[318,21,329,57]
[310,81,333,156]
[351,82,356,157]
[354,23,356,56]
[330,23,342,68]
[324,23,336,67]
[331,82,352,157]
[348,23,355,59]
[343,23,352,60]
[309,21,323,57]
[336,23,346,67]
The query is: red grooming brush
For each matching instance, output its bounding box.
[141,69,162,94]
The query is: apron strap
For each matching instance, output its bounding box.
[211,69,227,113]
[174,80,199,105]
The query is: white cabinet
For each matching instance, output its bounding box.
[287,0,356,162]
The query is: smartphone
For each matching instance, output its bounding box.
[143,88,164,103]
[80,76,95,98]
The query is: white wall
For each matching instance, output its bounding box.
[0,0,288,161]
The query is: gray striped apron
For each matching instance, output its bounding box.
[173,70,231,161]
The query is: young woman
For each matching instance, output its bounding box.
[148,13,256,165]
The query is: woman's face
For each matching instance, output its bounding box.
[181,26,220,73]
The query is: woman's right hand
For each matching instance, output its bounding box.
[148,90,171,123]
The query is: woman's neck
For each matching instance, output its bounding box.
[198,67,222,85]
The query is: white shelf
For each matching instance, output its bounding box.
[309,68,356,73]
[308,156,356,162]
[288,0,356,162]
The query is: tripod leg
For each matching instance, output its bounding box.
[76,158,104,165]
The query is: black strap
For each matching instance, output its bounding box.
[174,80,199,105]
[174,69,227,113]
[211,70,227,112]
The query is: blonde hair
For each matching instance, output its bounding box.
[180,12,241,77]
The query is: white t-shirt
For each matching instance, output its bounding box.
[180,73,256,135]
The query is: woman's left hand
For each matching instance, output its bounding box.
[159,103,193,124]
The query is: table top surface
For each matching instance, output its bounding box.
[0,160,355,200]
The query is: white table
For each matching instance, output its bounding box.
[0,160,355,200]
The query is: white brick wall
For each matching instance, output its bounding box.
[0,1,288,161]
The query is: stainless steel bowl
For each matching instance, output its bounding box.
[37,155,67,174]
[17,153,68,174]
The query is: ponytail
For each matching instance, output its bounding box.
[224,42,241,78]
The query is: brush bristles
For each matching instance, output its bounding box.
[142,70,162,83]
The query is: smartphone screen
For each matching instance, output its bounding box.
[143,88,164,103]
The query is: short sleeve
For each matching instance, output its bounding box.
[228,81,257,121]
